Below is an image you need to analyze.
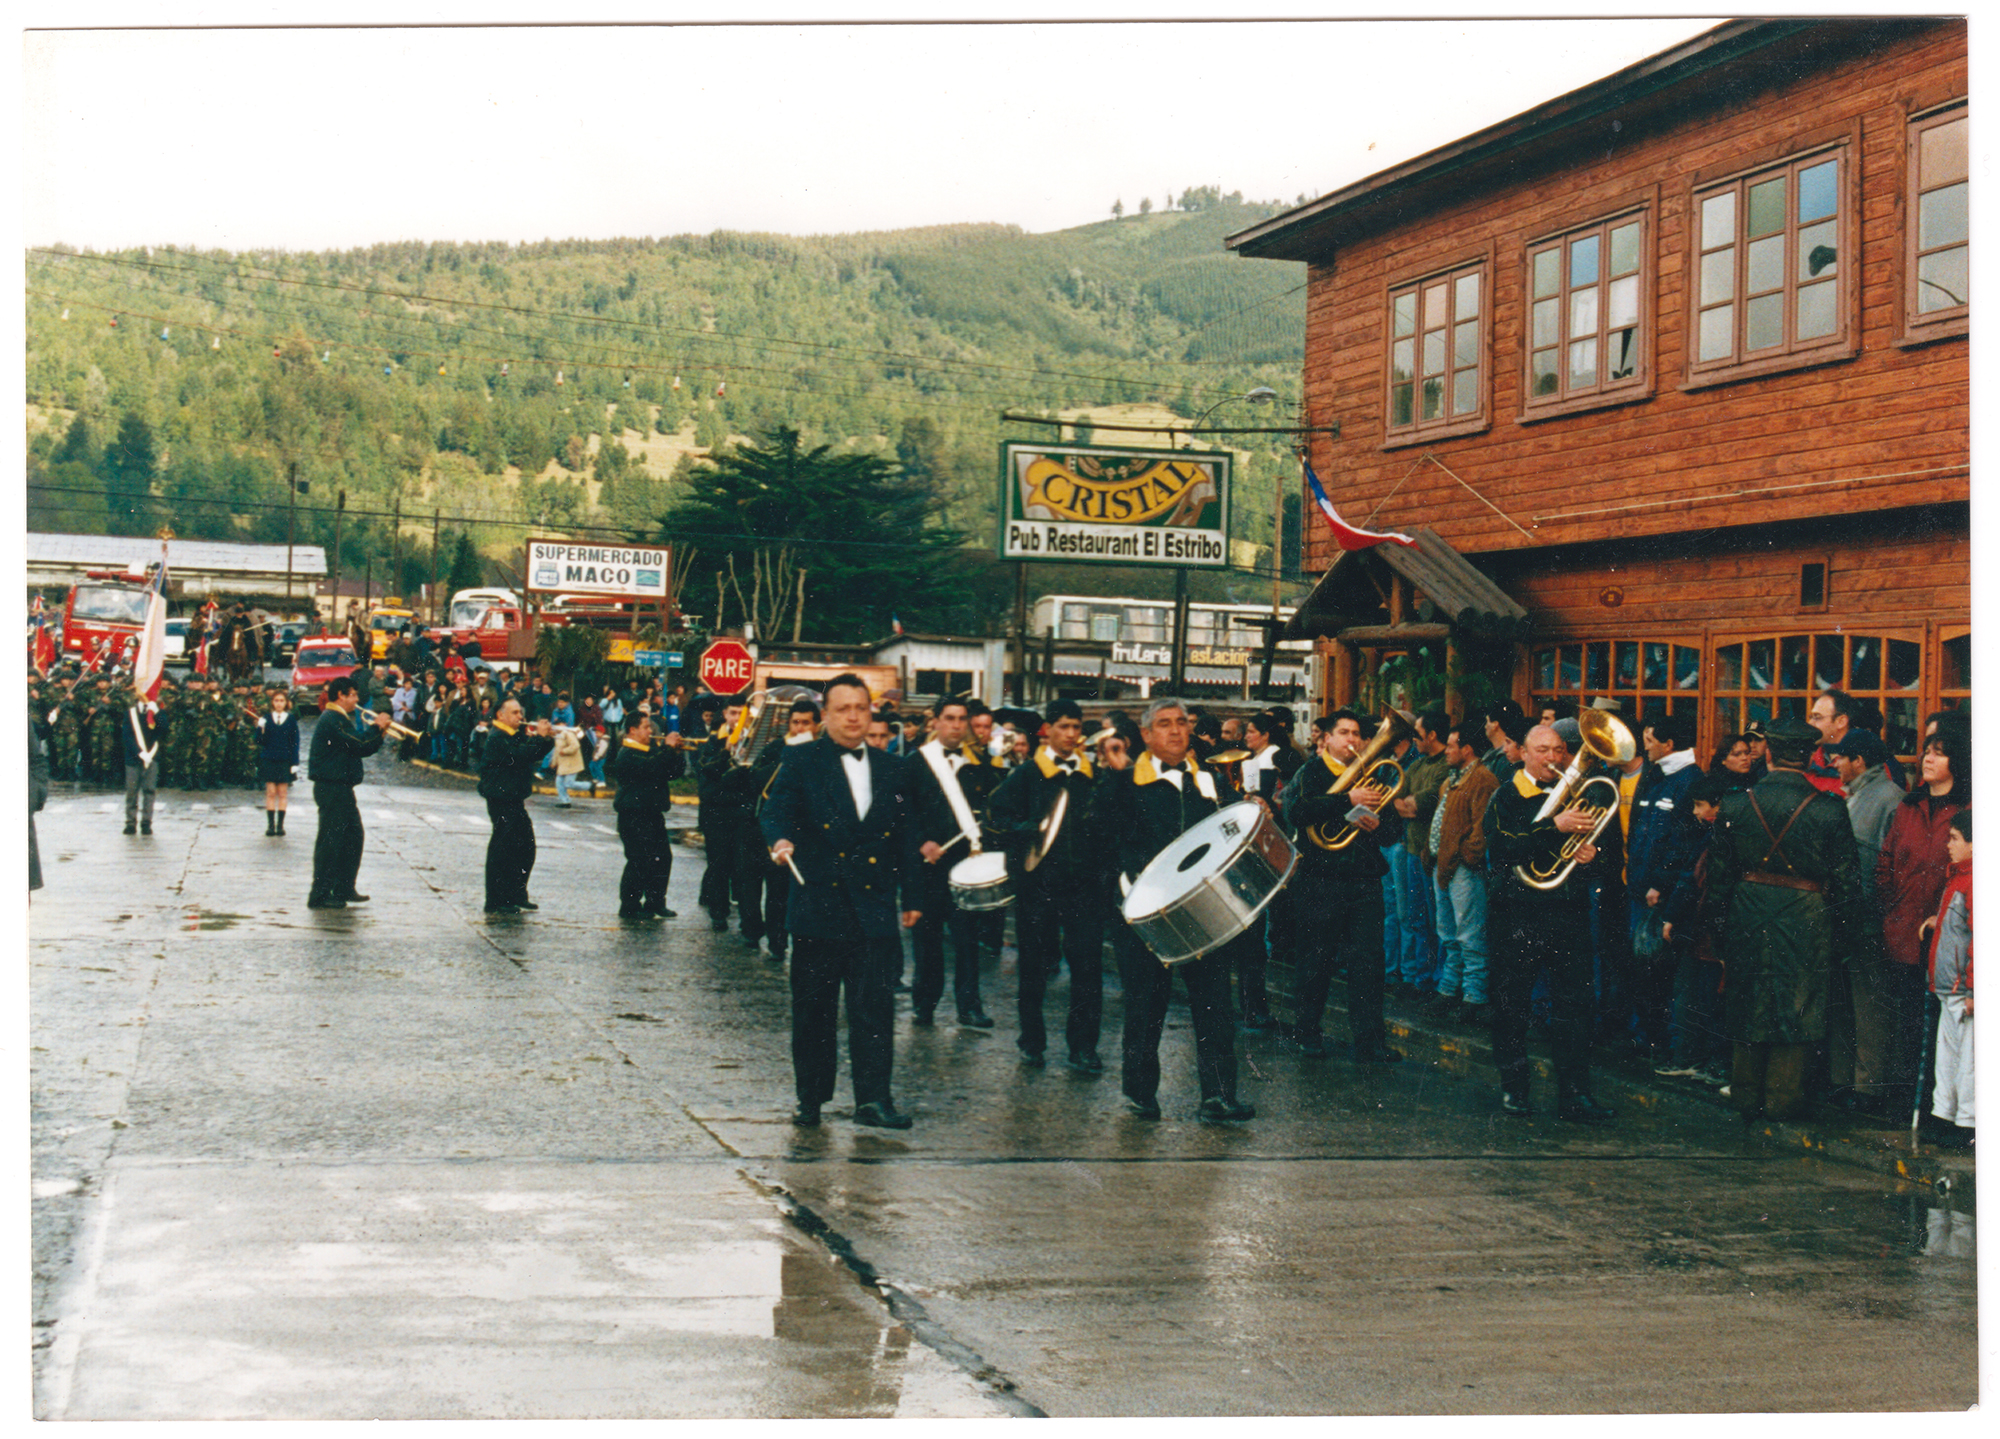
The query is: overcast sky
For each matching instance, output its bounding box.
[20,5,1748,254]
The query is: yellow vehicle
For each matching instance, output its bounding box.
[365,601,418,661]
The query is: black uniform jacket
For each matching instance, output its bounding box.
[759,737,922,941]
[1483,766,1605,908]
[307,708,386,785]
[1088,750,1225,887]
[609,737,686,814]
[908,740,987,870]
[987,746,1098,887]
[477,723,554,801]
[1278,750,1404,882]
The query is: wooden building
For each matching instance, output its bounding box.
[1227,18,1968,759]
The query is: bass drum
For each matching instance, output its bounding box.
[1120,800,1296,965]
[948,850,1013,911]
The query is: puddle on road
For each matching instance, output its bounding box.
[183,910,249,932]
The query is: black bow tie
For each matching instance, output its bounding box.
[842,746,866,763]
[1055,758,1078,772]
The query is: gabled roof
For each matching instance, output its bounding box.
[1229,18,1871,263]
[1286,527,1529,642]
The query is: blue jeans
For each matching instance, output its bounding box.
[1433,865,1489,1005]
[1388,843,1437,988]
[555,772,581,804]
[1381,870,1401,979]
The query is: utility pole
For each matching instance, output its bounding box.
[328,489,346,636]
[285,462,298,603]
[1168,566,1192,694]
[1011,562,1029,704]
[430,507,441,622]
[390,495,402,600]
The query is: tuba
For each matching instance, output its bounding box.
[726,684,822,767]
[1513,707,1637,890]
[1305,710,1416,851]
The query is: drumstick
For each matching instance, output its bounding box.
[772,849,806,884]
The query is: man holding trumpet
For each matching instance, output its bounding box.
[306,675,396,910]
[479,695,556,916]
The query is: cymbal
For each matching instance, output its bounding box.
[1208,749,1252,765]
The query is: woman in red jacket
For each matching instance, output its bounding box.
[1875,725,1970,1108]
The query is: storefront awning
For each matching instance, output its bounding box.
[1284,526,1530,642]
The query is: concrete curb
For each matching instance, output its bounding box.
[1313,974,1976,1202]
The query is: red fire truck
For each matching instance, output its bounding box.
[60,568,155,665]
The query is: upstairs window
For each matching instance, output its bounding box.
[1525,211,1648,410]
[1385,261,1487,442]
[1692,147,1850,377]
[1907,105,1968,336]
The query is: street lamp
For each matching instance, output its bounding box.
[1168,387,1279,693]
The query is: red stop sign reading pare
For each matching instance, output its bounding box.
[698,639,755,695]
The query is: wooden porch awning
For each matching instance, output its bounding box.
[1283,527,1531,643]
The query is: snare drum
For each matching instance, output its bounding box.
[1120,800,1296,964]
[948,849,1013,911]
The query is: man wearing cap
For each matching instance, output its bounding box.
[1705,717,1861,1121]
[1823,728,1899,1113]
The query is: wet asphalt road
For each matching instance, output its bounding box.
[28,736,1980,1417]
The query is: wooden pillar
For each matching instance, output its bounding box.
[1443,631,1463,725]
[1331,640,1357,709]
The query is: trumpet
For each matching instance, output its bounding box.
[358,706,424,741]
[1513,707,1636,890]
[1306,710,1415,851]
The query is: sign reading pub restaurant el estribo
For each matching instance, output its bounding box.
[998,442,1231,569]
[525,539,670,598]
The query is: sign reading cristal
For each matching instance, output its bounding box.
[998,442,1231,569]
[526,538,669,598]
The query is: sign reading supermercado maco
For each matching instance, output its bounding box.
[525,539,670,598]
[998,442,1231,569]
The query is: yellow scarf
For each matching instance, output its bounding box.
[492,721,518,735]
[1034,746,1093,780]
[1134,751,1200,787]
[621,738,651,752]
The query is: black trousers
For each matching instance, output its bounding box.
[310,781,364,901]
[1116,923,1238,1105]
[1290,871,1386,1047]
[735,826,791,953]
[616,808,672,913]
[791,931,900,1110]
[912,863,982,1018]
[484,796,536,908]
[699,809,748,919]
[1015,876,1105,1056]
[1489,893,1595,1096]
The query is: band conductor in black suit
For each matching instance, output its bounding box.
[761,673,924,1130]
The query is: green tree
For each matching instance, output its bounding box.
[660,426,964,643]
[447,532,486,594]
[101,412,158,536]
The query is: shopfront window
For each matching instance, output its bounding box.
[1711,630,1924,759]
[1531,637,1700,729]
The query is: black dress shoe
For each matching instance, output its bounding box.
[958,1011,995,1029]
[852,1101,913,1130]
[1557,1093,1618,1124]
[1125,1095,1162,1120]
[1018,1047,1046,1067]
[485,904,522,916]
[122,823,136,835]
[139,822,152,835]
[516,899,539,911]
[709,916,729,933]
[618,906,645,920]
[1065,1050,1105,1074]
[306,896,346,910]
[341,892,370,904]
[791,1104,821,1128]
[1295,1035,1332,1059]
[1197,1096,1256,1123]
[911,1010,934,1028]
[1239,1011,1281,1034]
[1500,1090,1534,1116]
[1354,1042,1404,1065]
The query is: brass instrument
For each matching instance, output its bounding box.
[727,684,822,767]
[357,706,424,742]
[1305,710,1415,851]
[1513,707,1637,890]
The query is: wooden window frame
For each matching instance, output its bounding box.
[1381,257,1491,449]
[1529,637,1703,729]
[1797,556,1831,613]
[1902,101,1969,344]
[1519,207,1653,422]
[1683,140,1858,390]
[1710,628,1928,763]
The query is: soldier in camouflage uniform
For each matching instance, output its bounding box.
[85,681,122,785]
[156,681,190,790]
[226,685,258,787]
[184,681,221,790]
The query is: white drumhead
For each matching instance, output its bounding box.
[1122,801,1262,922]
[949,850,1008,887]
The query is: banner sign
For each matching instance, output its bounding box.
[998,442,1231,569]
[632,650,683,669]
[526,539,669,598]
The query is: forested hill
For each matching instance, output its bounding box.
[25,191,1307,626]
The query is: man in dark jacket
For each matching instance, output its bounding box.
[306,676,394,909]
[1278,708,1408,1063]
[695,700,747,931]
[478,696,555,915]
[739,698,821,962]
[1092,698,1254,1123]
[761,673,923,1130]
[1706,717,1861,1120]
[987,698,1104,1070]
[609,712,686,920]
[121,691,161,836]
[1483,722,1620,1122]
[906,697,991,1028]
[1625,710,1705,1058]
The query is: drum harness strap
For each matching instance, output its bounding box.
[920,741,982,855]
[1743,790,1822,893]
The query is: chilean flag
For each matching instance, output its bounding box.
[1304,461,1417,552]
[129,546,172,701]
[28,597,54,675]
